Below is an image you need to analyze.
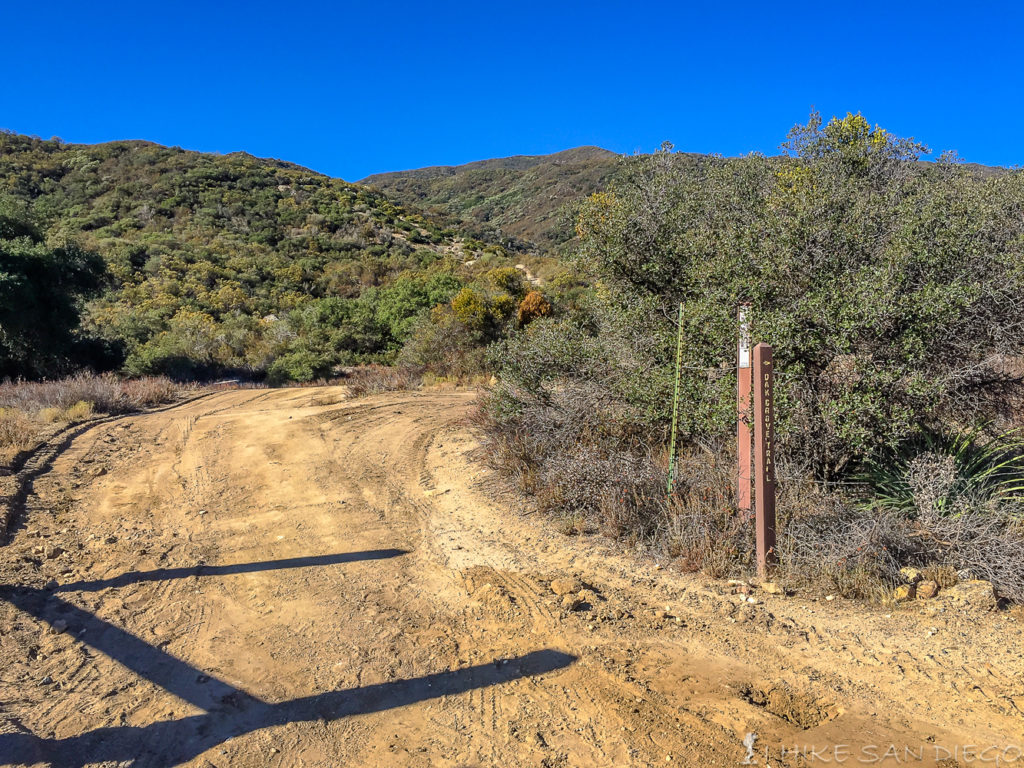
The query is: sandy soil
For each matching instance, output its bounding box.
[0,387,1022,767]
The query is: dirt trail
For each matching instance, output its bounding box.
[1,388,1022,767]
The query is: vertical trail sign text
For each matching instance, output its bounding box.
[752,342,777,577]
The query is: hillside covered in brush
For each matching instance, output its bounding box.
[0,132,521,380]
[364,144,1016,259]
[361,146,622,253]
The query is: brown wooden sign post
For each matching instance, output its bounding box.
[752,342,776,577]
[737,306,752,517]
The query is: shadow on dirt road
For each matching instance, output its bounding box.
[53,549,410,593]
[0,548,575,767]
[0,649,574,767]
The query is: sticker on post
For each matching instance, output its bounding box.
[738,305,751,369]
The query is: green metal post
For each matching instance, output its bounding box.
[667,303,684,496]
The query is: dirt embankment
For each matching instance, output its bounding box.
[1,388,1022,767]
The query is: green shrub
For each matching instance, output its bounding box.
[0,197,106,378]
[266,349,332,384]
[451,287,490,332]
[0,133,478,381]
[485,266,526,297]
[374,272,462,342]
[398,309,489,376]
[570,114,1024,479]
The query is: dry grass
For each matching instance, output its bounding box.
[0,374,189,469]
[661,445,755,577]
[343,366,487,398]
[39,401,95,424]
[0,408,40,464]
[0,373,185,415]
[345,366,424,398]
[421,372,492,390]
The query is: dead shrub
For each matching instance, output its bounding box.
[479,334,1024,602]
[479,383,1024,602]
[780,503,908,601]
[120,376,183,408]
[0,373,184,415]
[477,379,668,545]
[469,415,541,496]
[660,445,753,577]
[0,374,187,469]
[909,504,1024,602]
[517,290,552,326]
[0,408,40,463]
[344,365,424,398]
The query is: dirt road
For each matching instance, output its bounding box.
[1,388,1022,767]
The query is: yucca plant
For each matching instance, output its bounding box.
[857,427,1024,518]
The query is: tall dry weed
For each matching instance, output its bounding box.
[0,408,40,463]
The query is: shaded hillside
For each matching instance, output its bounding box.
[361,146,621,253]
[0,132,508,379]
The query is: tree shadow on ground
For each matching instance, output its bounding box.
[54,549,410,592]
[0,550,576,767]
[0,649,575,768]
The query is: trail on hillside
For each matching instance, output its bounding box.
[1,388,1022,767]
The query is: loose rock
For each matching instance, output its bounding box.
[561,594,583,612]
[550,578,581,596]
[893,584,916,602]
[760,582,783,595]
[940,580,998,611]
[899,567,923,584]
[916,580,939,600]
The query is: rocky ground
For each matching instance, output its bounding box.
[0,388,1022,767]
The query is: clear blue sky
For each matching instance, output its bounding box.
[4,1,1022,180]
